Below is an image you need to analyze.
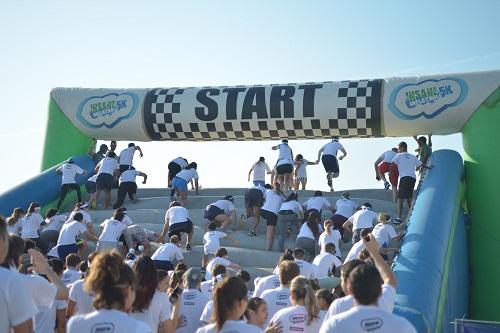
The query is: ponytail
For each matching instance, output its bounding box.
[213,277,248,331]
[306,211,321,238]
[290,276,320,325]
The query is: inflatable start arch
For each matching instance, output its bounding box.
[32,70,500,324]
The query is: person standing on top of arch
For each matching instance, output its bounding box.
[272,139,294,191]
[317,137,347,192]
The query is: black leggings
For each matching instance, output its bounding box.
[113,182,137,209]
[58,183,81,209]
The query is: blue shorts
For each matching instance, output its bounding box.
[172,177,188,192]
[253,180,265,187]
[204,205,225,221]
[57,243,79,261]
[322,155,339,173]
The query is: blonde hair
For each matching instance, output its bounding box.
[378,213,389,223]
[290,276,320,325]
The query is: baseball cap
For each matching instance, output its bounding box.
[341,191,350,199]
[80,202,90,209]
[361,202,372,209]
[184,268,203,288]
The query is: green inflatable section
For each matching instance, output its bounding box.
[41,97,93,171]
[462,87,500,321]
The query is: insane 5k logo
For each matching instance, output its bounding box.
[389,78,468,120]
[77,92,139,128]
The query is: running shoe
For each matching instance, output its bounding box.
[240,214,246,227]
[393,217,403,225]
[248,229,257,237]
[384,181,390,190]
[185,244,192,251]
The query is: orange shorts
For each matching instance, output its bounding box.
[378,162,399,186]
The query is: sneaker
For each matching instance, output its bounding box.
[393,218,403,225]
[248,230,257,237]
[384,181,390,190]
[240,214,246,226]
[185,244,192,251]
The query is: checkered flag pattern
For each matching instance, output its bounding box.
[143,81,381,141]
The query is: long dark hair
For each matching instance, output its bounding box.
[132,256,158,312]
[7,207,23,225]
[186,162,197,170]
[213,277,248,331]
[305,211,321,238]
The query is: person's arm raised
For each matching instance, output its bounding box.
[362,233,397,288]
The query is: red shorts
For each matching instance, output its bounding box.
[378,162,399,187]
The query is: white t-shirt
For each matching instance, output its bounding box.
[295,159,309,178]
[252,162,271,181]
[391,152,422,179]
[334,198,357,218]
[271,305,322,333]
[276,143,293,161]
[165,206,190,226]
[261,286,291,325]
[119,146,136,166]
[99,219,127,242]
[318,229,342,258]
[372,223,397,247]
[35,299,67,333]
[197,320,263,333]
[347,208,378,231]
[57,221,87,246]
[97,157,119,175]
[199,300,213,323]
[295,259,316,279]
[23,273,58,310]
[131,290,171,333]
[67,309,151,333]
[0,267,37,332]
[279,200,303,215]
[21,213,44,238]
[262,190,284,214]
[43,214,68,232]
[151,243,184,262]
[68,279,95,315]
[6,217,22,235]
[312,253,342,278]
[172,157,188,168]
[68,209,92,225]
[253,274,281,297]
[212,199,236,215]
[380,150,397,164]
[297,223,316,241]
[322,140,344,156]
[120,214,134,227]
[87,174,98,183]
[203,230,227,255]
[320,305,416,333]
[176,168,199,182]
[177,289,210,333]
[57,163,85,185]
[325,284,396,318]
[62,268,82,286]
[205,257,231,280]
[303,197,331,213]
[343,240,364,264]
[120,169,141,184]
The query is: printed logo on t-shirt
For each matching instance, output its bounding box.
[273,280,281,287]
[184,292,196,300]
[360,317,383,331]
[289,313,306,324]
[91,322,115,333]
[277,293,288,300]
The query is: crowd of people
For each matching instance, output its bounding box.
[0,136,434,332]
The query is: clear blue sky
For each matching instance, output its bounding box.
[1,0,500,192]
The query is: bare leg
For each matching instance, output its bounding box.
[293,179,299,191]
[94,190,101,207]
[202,254,208,268]
[397,199,404,219]
[187,229,193,246]
[392,188,398,203]
[104,190,111,209]
[301,179,307,190]
[266,225,275,251]
[179,190,187,206]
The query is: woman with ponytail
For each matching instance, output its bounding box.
[269,276,321,333]
[67,250,151,333]
[196,276,261,333]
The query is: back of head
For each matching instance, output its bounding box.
[223,195,234,203]
[212,264,227,277]
[183,267,202,289]
[113,210,125,222]
[216,247,228,258]
[107,151,116,158]
[213,276,248,330]
[27,202,40,214]
[9,207,24,222]
[362,202,372,210]
[398,141,408,151]
[378,213,390,224]
[314,191,323,197]
[128,142,135,147]
[349,264,383,305]
[45,208,58,219]
[279,249,294,264]
[66,253,82,268]
[99,144,108,153]
[293,247,306,260]
[1,234,24,269]
[285,192,298,202]
[85,250,136,310]
[73,212,84,223]
[264,184,273,189]
[48,258,64,275]
[187,162,197,169]
[296,154,303,161]
[208,221,218,231]
[341,259,365,284]
[169,201,182,208]
[175,262,188,272]
[418,136,427,145]
[279,260,300,285]
[237,270,251,283]
[170,235,180,244]
[290,276,320,325]
[341,191,350,199]
[132,255,158,311]
[316,288,335,308]
[258,156,265,163]
[324,242,336,254]
[282,139,288,144]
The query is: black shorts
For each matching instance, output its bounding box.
[119,165,134,173]
[96,173,114,191]
[276,163,293,175]
[261,209,278,226]
[204,205,225,221]
[120,181,138,195]
[322,155,339,173]
[168,162,182,181]
[245,189,264,208]
[398,176,416,199]
[168,220,193,238]
[85,181,97,194]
